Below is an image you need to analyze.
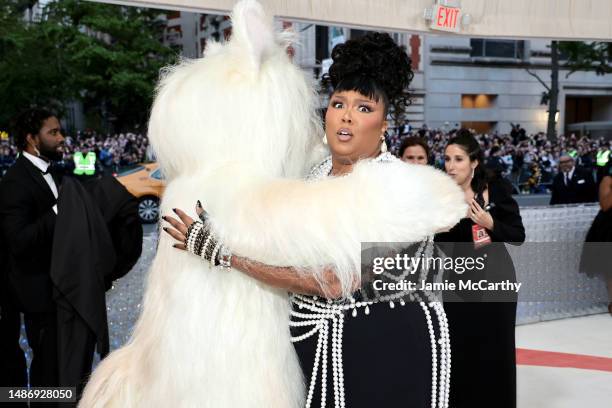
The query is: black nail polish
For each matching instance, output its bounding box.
[197,200,202,208]
[172,208,177,213]
[163,227,167,231]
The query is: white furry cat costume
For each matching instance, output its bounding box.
[79,1,466,407]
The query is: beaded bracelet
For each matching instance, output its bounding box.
[185,220,231,268]
[194,223,211,256]
[210,241,222,268]
[186,222,204,253]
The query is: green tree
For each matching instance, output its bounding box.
[525,40,612,141]
[0,0,75,127]
[0,0,176,133]
[560,41,612,77]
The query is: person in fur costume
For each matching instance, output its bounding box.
[80,1,465,407]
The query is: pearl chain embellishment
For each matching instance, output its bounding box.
[296,153,451,407]
[290,238,451,408]
[291,289,451,408]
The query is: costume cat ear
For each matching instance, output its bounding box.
[231,0,275,72]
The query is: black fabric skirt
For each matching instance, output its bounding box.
[580,209,612,279]
[444,301,517,408]
[291,300,438,408]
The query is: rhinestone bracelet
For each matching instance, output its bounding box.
[218,245,232,268]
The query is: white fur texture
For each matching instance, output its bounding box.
[80,1,466,407]
[208,159,466,296]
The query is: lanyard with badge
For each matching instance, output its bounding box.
[471,191,495,249]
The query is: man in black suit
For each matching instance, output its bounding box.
[0,109,143,403]
[550,154,597,205]
[0,108,65,390]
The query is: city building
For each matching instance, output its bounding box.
[162,12,612,137]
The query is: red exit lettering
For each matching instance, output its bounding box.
[431,5,462,33]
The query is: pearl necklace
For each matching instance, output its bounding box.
[307,152,397,180]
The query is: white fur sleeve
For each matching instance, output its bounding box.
[211,160,466,294]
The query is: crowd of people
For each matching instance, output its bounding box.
[0,130,153,177]
[1,124,611,195]
[388,125,612,194]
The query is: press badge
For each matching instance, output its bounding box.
[472,224,492,249]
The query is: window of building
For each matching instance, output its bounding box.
[166,10,180,19]
[349,29,368,39]
[470,39,524,59]
[461,94,497,109]
[461,122,496,134]
[165,26,182,46]
[565,97,593,124]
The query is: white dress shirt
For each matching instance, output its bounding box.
[22,151,58,214]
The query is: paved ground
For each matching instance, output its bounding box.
[516,313,612,408]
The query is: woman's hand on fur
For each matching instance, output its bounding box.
[162,201,206,250]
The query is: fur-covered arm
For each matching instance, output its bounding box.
[210,160,466,296]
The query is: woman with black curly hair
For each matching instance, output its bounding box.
[164,32,461,407]
[286,33,446,408]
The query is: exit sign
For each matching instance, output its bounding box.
[430,4,462,33]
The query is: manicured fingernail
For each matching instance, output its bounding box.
[197,200,202,208]
[172,208,177,213]
[162,216,167,221]
[163,227,167,231]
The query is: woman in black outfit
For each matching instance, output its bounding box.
[436,129,525,408]
[580,160,612,314]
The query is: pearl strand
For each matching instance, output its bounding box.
[337,313,346,408]
[331,316,339,408]
[417,298,438,408]
[320,321,328,408]
[291,299,347,408]
[304,321,324,408]
[380,238,429,282]
[431,300,451,408]
[417,291,452,408]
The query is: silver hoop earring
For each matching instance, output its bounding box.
[322,134,328,145]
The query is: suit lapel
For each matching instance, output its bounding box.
[18,155,56,202]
